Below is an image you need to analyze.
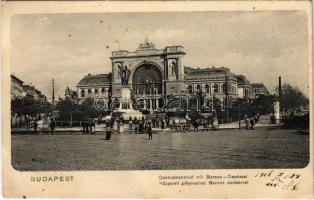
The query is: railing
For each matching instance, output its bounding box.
[54,121,98,127]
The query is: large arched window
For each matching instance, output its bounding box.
[95,88,98,94]
[186,85,192,93]
[88,89,92,94]
[81,89,85,97]
[196,85,201,92]
[213,84,219,93]
[205,84,210,94]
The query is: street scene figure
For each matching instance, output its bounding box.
[91,120,95,134]
[105,120,112,140]
[49,119,55,135]
[147,122,153,140]
[82,120,86,134]
[128,117,133,130]
[33,120,38,134]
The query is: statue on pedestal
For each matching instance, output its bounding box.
[117,63,131,86]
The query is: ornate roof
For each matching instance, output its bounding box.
[185,67,231,80]
[236,75,251,86]
[252,83,266,88]
[77,74,111,87]
[11,74,24,84]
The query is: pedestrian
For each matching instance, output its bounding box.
[87,120,90,133]
[144,119,148,134]
[204,118,208,129]
[244,114,250,130]
[129,117,133,130]
[250,117,255,130]
[147,122,153,140]
[49,119,55,135]
[255,113,260,123]
[139,121,144,134]
[134,117,138,134]
[91,120,95,134]
[117,119,121,133]
[119,120,124,133]
[161,119,165,129]
[33,120,38,134]
[82,120,86,134]
[105,120,112,140]
[113,119,118,132]
[166,116,170,127]
[156,118,161,128]
[193,120,199,131]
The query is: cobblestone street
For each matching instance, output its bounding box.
[11,128,309,171]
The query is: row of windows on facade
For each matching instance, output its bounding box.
[186,83,238,94]
[243,89,254,97]
[80,88,110,97]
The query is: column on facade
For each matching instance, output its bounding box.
[104,88,108,98]
[150,99,153,111]
[144,98,147,110]
[85,88,88,97]
[219,83,223,94]
[156,98,159,110]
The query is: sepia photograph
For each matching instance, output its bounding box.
[9,10,310,172]
[2,1,313,198]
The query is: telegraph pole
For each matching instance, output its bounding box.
[52,78,55,119]
[278,76,282,111]
[278,76,282,120]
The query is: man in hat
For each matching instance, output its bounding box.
[147,122,153,140]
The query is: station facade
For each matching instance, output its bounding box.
[76,39,265,111]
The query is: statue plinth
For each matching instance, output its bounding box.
[274,100,281,124]
[120,86,132,110]
[117,86,143,119]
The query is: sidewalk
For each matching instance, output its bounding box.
[11,125,105,133]
[11,121,282,133]
[218,120,283,129]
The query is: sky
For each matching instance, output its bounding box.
[10,11,309,98]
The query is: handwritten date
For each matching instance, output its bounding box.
[255,171,300,191]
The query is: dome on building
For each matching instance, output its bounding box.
[77,74,111,87]
[236,75,251,86]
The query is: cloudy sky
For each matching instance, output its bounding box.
[11,11,309,97]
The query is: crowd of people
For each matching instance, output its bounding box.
[29,113,261,136]
[81,120,96,134]
[244,113,260,130]
[32,119,55,134]
[104,116,163,140]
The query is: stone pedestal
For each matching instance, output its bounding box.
[120,87,133,110]
[117,86,143,120]
[274,100,281,124]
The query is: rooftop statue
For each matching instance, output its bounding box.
[137,37,156,51]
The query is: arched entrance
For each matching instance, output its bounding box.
[132,64,163,111]
[132,64,163,96]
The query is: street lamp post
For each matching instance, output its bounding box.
[225,72,229,123]
[238,99,242,128]
[51,78,56,120]
[18,96,25,128]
